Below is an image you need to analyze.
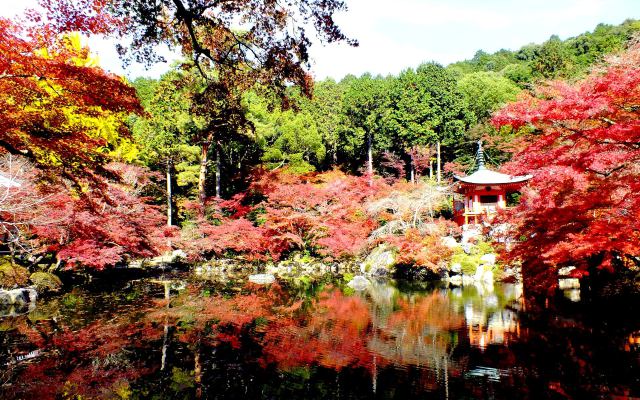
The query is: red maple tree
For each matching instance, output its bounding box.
[1,162,173,270]
[181,168,388,262]
[492,43,640,291]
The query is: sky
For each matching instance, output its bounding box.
[1,0,639,80]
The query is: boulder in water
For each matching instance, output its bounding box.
[441,236,460,249]
[0,260,29,288]
[450,263,462,275]
[248,273,276,285]
[0,287,37,305]
[480,253,497,266]
[558,278,580,290]
[30,272,62,293]
[447,275,463,286]
[474,264,494,284]
[558,266,576,276]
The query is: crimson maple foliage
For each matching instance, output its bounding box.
[0,12,174,271]
[2,161,173,270]
[381,227,454,271]
[492,44,640,291]
[182,168,388,261]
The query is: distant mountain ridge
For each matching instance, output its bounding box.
[446,19,640,85]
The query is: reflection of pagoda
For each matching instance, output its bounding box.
[459,284,525,350]
[453,141,531,225]
[465,309,522,349]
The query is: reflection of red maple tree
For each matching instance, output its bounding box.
[1,283,472,398]
[2,316,155,400]
[261,287,373,371]
[372,292,464,365]
[144,283,282,346]
[259,286,468,383]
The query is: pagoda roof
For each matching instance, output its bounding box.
[454,168,531,185]
[454,140,531,186]
[0,173,20,188]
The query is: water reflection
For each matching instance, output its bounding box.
[0,274,638,399]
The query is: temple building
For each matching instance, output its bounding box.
[453,141,531,226]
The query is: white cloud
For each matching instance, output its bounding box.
[0,0,37,17]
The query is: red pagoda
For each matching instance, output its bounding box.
[453,141,531,226]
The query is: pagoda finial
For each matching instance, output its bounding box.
[476,140,486,171]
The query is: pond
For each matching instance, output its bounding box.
[0,272,639,399]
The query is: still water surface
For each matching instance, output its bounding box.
[0,272,638,399]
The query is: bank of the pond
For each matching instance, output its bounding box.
[0,239,519,312]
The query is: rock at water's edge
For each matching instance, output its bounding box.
[248,273,276,284]
[29,272,62,293]
[361,246,396,277]
[0,287,37,305]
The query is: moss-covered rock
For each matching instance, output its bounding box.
[29,272,63,293]
[362,245,396,277]
[450,241,501,279]
[0,258,29,288]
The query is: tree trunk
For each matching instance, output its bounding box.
[194,343,202,399]
[161,282,170,371]
[436,141,441,185]
[410,159,415,184]
[367,132,373,185]
[198,132,213,207]
[166,159,173,226]
[215,141,222,199]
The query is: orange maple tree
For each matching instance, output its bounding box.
[0,17,140,181]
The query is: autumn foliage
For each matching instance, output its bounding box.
[1,159,172,270]
[176,167,457,272]
[181,169,388,262]
[261,287,373,371]
[382,228,454,270]
[0,16,140,181]
[493,43,640,290]
[0,11,170,271]
[37,164,173,269]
